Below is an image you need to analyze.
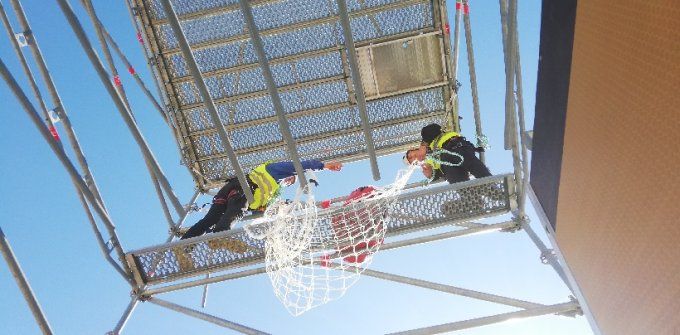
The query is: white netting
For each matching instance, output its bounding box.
[245,165,417,315]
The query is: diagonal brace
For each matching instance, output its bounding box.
[387,301,580,335]
[147,297,270,335]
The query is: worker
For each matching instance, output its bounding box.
[404,123,491,183]
[181,160,343,240]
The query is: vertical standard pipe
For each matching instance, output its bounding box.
[81,0,130,109]
[461,0,485,163]
[512,28,530,214]
[0,56,131,276]
[148,297,270,335]
[2,2,129,281]
[54,0,186,217]
[0,2,52,125]
[167,189,201,241]
[98,19,168,123]
[238,0,308,189]
[84,0,185,221]
[450,0,463,80]
[80,0,179,224]
[337,0,380,181]
[109,297,139,335]
[498,0,523,204]
[123,0,171,120]
[157,0,256,202]
[7,0,108,210]
[498,0,510,148]
[201,273,210,308]
[0,227,54,335]
[77,191,132,283]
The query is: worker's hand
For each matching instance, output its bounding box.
[421,163,433,178]
[324,161,343,171]
[282,175,296,186]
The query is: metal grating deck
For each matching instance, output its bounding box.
[131,0,457,190]
[126,174,515,286]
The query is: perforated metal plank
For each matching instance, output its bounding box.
[127,174,515,286]
[131,0,456,190]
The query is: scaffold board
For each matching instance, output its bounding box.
[131,0,458,190]
[126,174,515,287]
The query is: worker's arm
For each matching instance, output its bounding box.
[266,160,341,181]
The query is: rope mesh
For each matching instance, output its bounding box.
[245,165,417,315]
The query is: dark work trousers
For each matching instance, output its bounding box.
[181,178,248,240]
[439,139,492,184]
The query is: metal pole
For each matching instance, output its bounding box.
[238,0,308,190]
[519,220,573,292]
[108,297,139,335]
[147,297,270,335]
[498,0,511,149]
[450,0,463,80]
[122,0,172,121]
[143,266,268,296]
[201,273,210,308]
[526,186,603,335]
[337,0,380,181]
[157,0,256,202]
[380,221,517,253]
[1,0,131,281]
[0,2,53,128]
[54,0,186,218]
[0,56,131,276]
[461,0,485,163]
[166,189,201,241]
[143,221,515,296]
[388,301,580,335]
[512,26,530,215]
[80,0,129,109]
[97,18,168,123]
[498,0,523,213]
[7,0,108,211]
[77,191,132,283]
[86,0,183,226]
[354,267,544,310]
[0,227,54,335]
[80,0,179,224]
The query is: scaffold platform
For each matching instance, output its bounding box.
[132,0,457,190]
[126,174,515,287]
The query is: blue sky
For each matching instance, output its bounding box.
[0,0,594,334]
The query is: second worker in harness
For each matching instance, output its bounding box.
[181,159,342,240]
[404,123,491,183]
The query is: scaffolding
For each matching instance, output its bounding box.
[0,0,587,334]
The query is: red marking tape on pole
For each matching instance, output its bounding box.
[136,32,144,44]
[113,75,122,87]
[128,66,136,75]
[463,3,470,14]
[455,2,462,10]
[49,125,60,141]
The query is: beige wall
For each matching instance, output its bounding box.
[555,1,680,335]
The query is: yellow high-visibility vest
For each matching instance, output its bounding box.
[428,131,461,151]
[247,163,280,210]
